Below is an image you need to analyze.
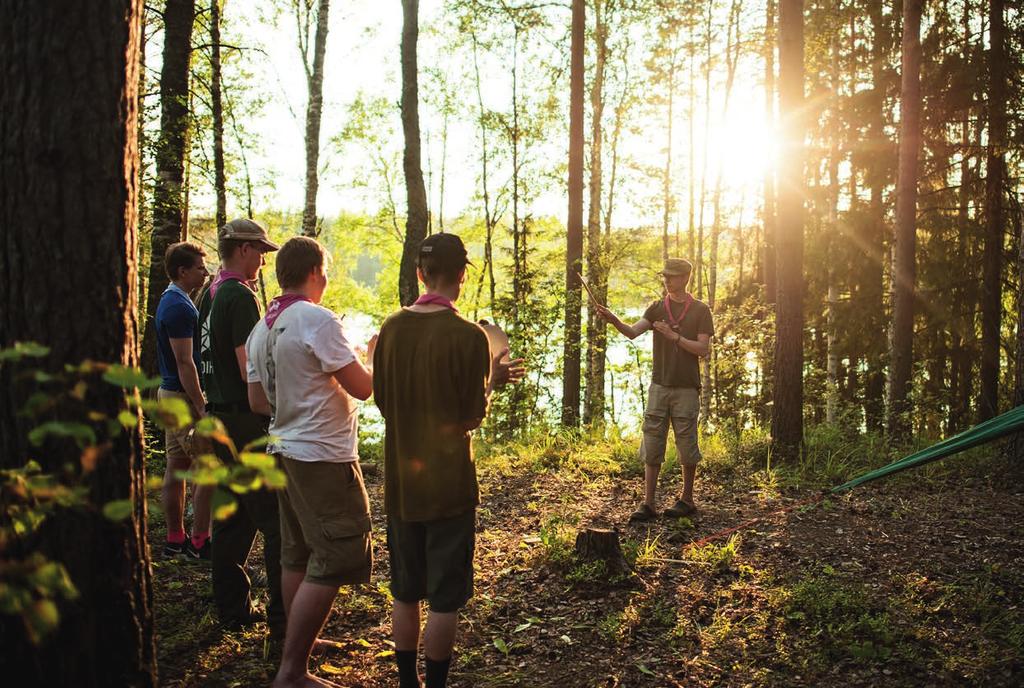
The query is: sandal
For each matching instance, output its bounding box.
[629,503,658,522]
[663,499,697,518]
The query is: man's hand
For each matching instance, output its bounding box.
[365,333,378,363]
[652,320,678,341]
[490,347,526,390]
[593,303,614,322]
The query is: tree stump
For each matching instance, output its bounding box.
[574,527,630,575]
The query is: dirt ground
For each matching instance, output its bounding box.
[153,444,1024,687]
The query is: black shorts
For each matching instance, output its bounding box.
[386,509,476,613]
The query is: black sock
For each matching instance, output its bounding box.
[396,649,419,688]
[425,655,451,688]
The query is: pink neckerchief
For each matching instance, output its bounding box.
[413,293,458,313]
[209,269,251,299]
[663,292,693,330]
[264,293,311,328]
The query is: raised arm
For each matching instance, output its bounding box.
[593,303,651,340]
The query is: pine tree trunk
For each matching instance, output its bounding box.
[584,0,608,426]
[211,0,227,229]
[886,0,922,438]
[771,0,804,461]
[399,0,429,306]
[763,0,777,303]
[301,0,330,237]
[140,0,196,375]
[562,0,586,427]
[0,1,156,684]
[978,0,1006,422]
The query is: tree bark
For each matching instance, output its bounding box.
[886,0,922,438]
[562,0,585,427]
[300,0,330,237]
[0,1,156,684]
[584,0,608,426]
[399,0,429,306]
[763,0,777,303]
[211,0,227,229]
[771,0,804,461]
[140,0,196,375]
[978,0,1006,422]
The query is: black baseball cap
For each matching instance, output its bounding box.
[417,233,474,270]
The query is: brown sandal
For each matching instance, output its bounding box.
[629,503,658,522]
[663,499,697,518]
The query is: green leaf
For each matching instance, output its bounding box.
[102,499,133,521]
[261,468,287,490]
[239,452,276,470]
[212,491,237,521]
[242,435,274,452]
[637,663,656,677]
[136,396,192,429]
[118,410,138,428]
[493,637,509,655]
[25,599,60,644]
[513,622,532,633]
[102,364,161,390]
[0,341,50,362]
[28,421,96,448]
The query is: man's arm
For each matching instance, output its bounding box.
[234,344,248,383]
[247,381,272,417]
[652,321,711,357]
[332,333,376,401]
[169,337,206,416]
[593,303,651,340]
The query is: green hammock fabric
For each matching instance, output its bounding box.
[830,405,1024,494]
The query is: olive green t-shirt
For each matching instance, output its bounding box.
[642,296,714,389]
[198,279,261,406]
[373,308,491,522]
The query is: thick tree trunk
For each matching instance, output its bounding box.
[584,0,608,426]
[562,0,585,427]
[301,0,330,237]
[140,0,196,375]
[399,0,429,306]
[771,0,804,461]
[979,0,1006,422]
[0,1,156,684]
[211,0,227,229]
[886,0,922,439]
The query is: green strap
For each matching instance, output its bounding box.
[830,405,1024,494]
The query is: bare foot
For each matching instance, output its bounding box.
[311,637,345,655]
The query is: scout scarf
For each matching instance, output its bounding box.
[264,293,311,328]
[413,293,458,313]
[209,269,251,299]
[663,292,693,332]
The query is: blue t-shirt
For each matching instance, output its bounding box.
[156,284,201,392]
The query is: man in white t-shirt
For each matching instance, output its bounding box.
[246,236,375,688]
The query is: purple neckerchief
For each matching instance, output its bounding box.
[264,294,311,328]
[413,293,458,313]
[209,269,251,299]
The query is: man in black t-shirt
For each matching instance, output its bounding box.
[197,218,285,638]
[595,258,714,522]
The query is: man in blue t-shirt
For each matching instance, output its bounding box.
[156,242,214,559]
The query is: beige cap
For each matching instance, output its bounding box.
[659,258,693,276]
[218,218,280,251]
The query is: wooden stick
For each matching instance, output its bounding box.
[574,269,602,307]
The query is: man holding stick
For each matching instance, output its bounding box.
[592,258,713,521]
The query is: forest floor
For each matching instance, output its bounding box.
[151,431,1024,687]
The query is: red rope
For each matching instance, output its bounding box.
[683,492,827,551]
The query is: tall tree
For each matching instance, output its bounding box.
[140,0,196,375]
[399,0,429,306]
[887,0,923,437]
[210,0,227,229]
[584,0,609,426]
[771,0,804,460]
[562,0,585,427]
[762,0,777,303]
[979,0,1006,421]
[0,1,155,684]
[294,0,331,237]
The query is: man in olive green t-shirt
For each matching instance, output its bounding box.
[197,218,285,638]
[374,233,523,688]
[595,258,714,522]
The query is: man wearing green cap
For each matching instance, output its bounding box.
[594,258,714,521]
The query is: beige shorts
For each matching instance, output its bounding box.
[277,456,373,587]
[639,384,702,467]
[158,388,209,465]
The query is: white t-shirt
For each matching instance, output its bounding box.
[246,301,359,462]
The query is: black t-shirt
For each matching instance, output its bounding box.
[642,296,714,389]
[197,279,261,406]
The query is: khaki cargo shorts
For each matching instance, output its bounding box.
[277,456,372,587]
[639,383,702,467]
[158,388,210,465]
